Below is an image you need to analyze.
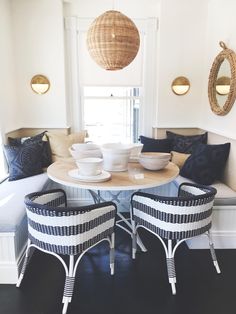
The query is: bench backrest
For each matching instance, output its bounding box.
[152,127,236,191]
[5,127,70,143]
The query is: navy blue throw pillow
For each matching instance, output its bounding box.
[8,132,52,168]
[166,131,207,153]
[180,143,230,185]
[139,135,172,153]
[4,143,44,181]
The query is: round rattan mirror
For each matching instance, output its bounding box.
[208,41,236,115]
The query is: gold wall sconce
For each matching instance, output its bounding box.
[171,76,190,95]
[31,75,50,94]
[215,76,231,95]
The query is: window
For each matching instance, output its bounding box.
[83,87,141,144]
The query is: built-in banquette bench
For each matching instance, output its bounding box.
[153,127,236,249]
[1,126,236,283]
[0,128,70,283]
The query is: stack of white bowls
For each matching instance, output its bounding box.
[129,143,143,161]
[69,143,102,160]
[101,143,133,171]
[139,152,171,170]
[75,157,103,176]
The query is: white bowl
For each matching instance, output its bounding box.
[69,147,102,159]
[72,143,100,151]
[69,144,102,159]
[139,152,171,170]
[130,143,144,158]
[101,143,133,171]
[76,157,103,176]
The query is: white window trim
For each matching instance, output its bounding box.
[64,16,158,137]
[83,87,142,143]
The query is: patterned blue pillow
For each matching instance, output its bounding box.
[180,143,230,185]
[3,143,43,181]
[8,132,52,168]
[166,131,207,153]
[139,135,172,153]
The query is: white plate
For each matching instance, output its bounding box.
[68,169,111,182]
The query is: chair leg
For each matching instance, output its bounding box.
[16,239,31,287]
[132,221,137,260]
[166,240,176,295]
[206,231,221,274]
[62,255,75,314]
[110,233,115,275]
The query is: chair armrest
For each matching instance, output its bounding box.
[178,182,217,198]
[25,189,67,207]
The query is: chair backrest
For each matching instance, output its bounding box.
[25,189,116,255]
[131,183,217,240]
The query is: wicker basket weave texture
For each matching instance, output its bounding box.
[87,10,140,70]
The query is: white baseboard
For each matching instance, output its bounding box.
[0,262,19,284]
[0,241,34,284]
[186,231,236,249]
[0,231,27,284]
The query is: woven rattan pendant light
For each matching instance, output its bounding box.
[87,10,140,71]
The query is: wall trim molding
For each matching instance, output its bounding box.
[0,233,26,284]
[187,231,236,249]
[154,125,236,141]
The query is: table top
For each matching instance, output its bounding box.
[47,160,179,191]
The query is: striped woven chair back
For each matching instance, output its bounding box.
[25,189,116,255]
[131,183,217,240]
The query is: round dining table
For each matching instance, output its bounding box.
[47,160,179,251]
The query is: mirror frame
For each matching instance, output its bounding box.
[208,41,236,115]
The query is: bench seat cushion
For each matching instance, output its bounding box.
[0,173,49,232]
[174,175,236,206]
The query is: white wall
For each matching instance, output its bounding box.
[156,0,208,128]
[64,0,160,19]
[11,0,67,128]
[64,0,160,136]
[0,0,19,134]
[3,0,236,137]
[200,0,236,139]
[66,0,211,131]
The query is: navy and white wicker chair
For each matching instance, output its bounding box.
[131,182,220,295]
[16,189,116,314]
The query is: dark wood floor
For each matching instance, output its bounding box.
[1,228,236,314]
